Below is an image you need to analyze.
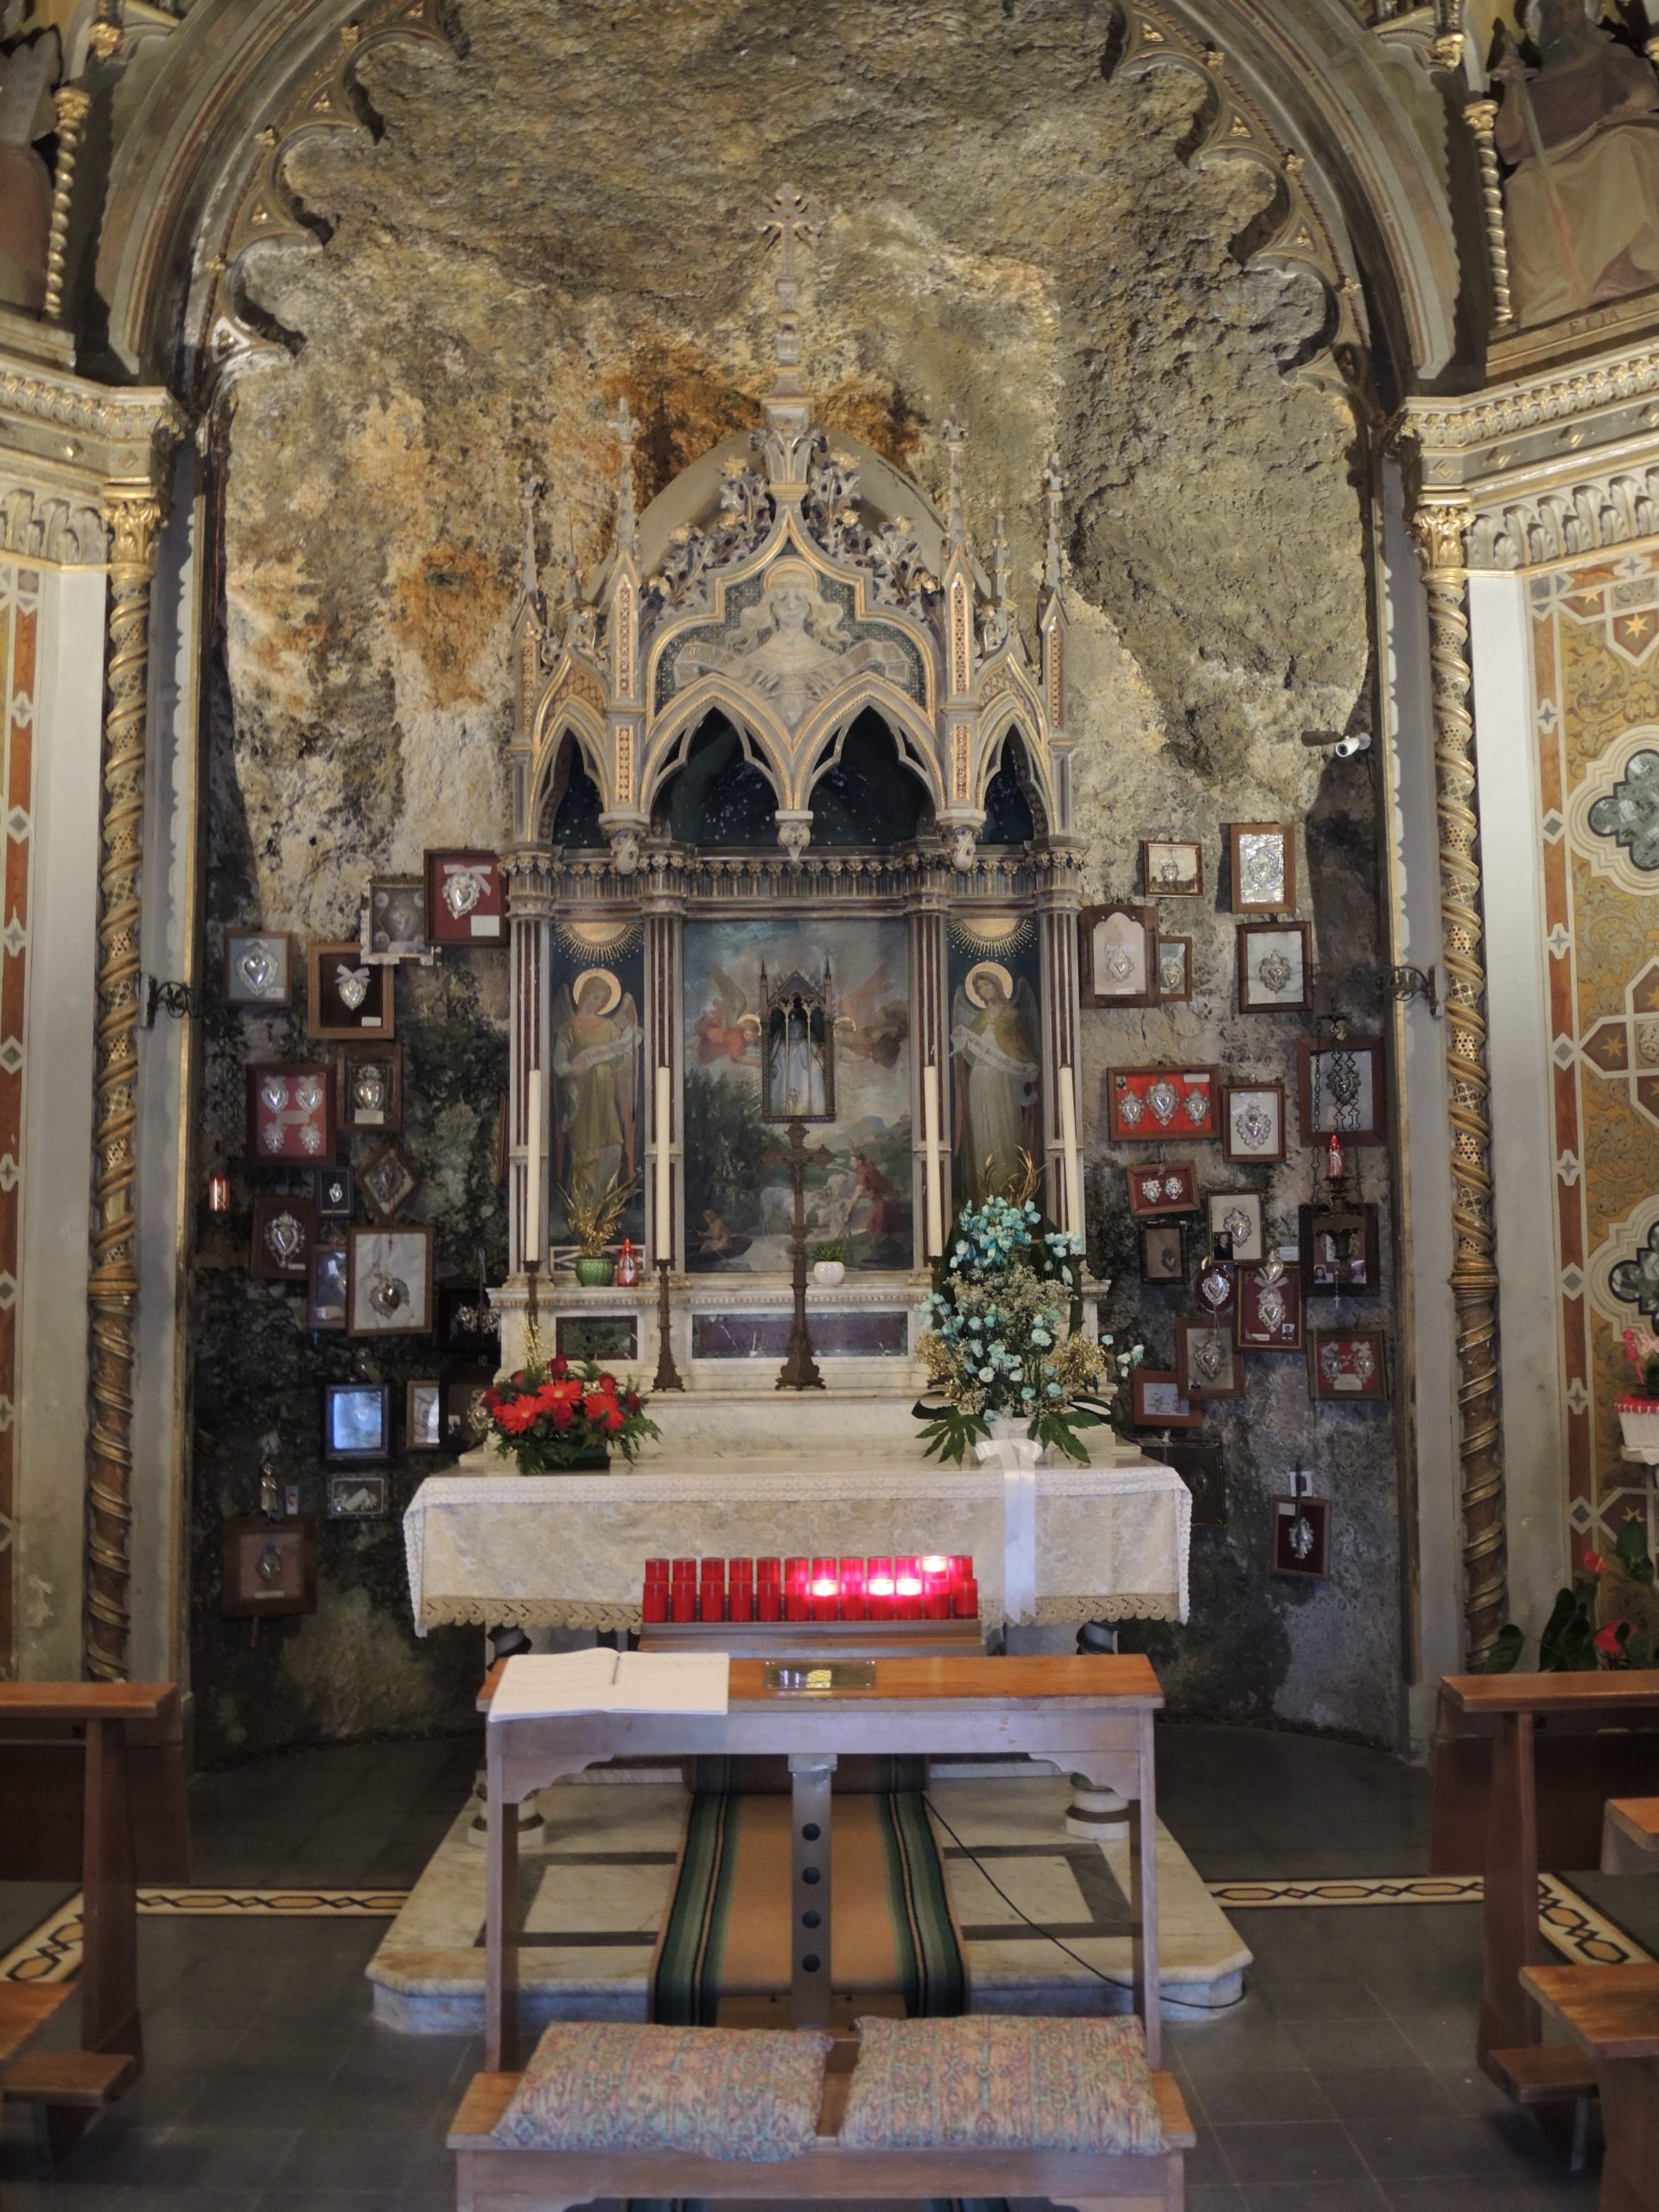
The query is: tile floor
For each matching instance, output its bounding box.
[0,1720,1643,2210]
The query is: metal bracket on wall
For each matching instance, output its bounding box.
[1385,964,1440,1018]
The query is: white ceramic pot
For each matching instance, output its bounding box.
[1617,1397,1659,1453]
[811,1260,845,1287]
[988,1411,1047,1465]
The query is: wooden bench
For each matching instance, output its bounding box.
[1603,1796,1659,1875]
[448,2035,1196,2212]
[1521,1965,1659,2212]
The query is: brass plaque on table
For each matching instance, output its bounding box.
[764,1662,877,1694]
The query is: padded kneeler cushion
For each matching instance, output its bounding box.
[840,2013,1166,2153]
[491,2020,833,2161]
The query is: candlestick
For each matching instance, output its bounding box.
[524,1067,543,1267]
[654,1064,673,1258]
[922,1063,944,1258]
[1058,1064,1084,1239]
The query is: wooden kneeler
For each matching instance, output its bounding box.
[1521,1965,1659,2212]
[448,2036,1195,2212]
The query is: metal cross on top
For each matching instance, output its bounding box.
[755,181,821,279]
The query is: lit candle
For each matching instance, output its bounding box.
[866,1573,895,1619]
[654,1064,673,1261]
[1058,1065,1084,1238]
[810,1574,839,1622]
[922,1063,944,1257]
[524,1067,543,1268]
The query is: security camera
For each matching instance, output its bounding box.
[1332,731,1372,760]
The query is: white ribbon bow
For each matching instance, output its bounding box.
[976,1430,1043,1626]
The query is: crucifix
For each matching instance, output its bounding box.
[755,181,821,283]
[776,1119,825,1393]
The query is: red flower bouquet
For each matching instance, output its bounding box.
[476,1355,658,1475]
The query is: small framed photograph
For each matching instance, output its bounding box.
[322,1380,391,1462]
[1109,1065,1218,1142]
[1141,838,1204,898]
[1299,1034,1385,1144]
[407,1379,443,1451]
[442,1371,493,1451]
[1196,1251,1236,1321]
[1273,1492,1331,1579]
[1127,1160,1198,1218]
[1236,1258,1304,1351]
[1162,1440,1225,1528]
[1237,923,1313,1014]
[246,1064,335,1166]
[1176,1315,1243,1400]
[427,850,505,944]
[224,930,294,1008]
[1080,903,1160,1008]
[1223,1082,1287,1165]
[1132,1369,1202,1430]
[1310,1326,1389,1402]
[308,942,395,1039]
[1140,1220,1188,1285]
[250,1193,315,1281]
[314,1163,354,1223]
[338,1042,403,1134]
[308,1243,348,1331]
[1230,823,1296,914]
[359,1141,421,1226]
[1207,1192,1265,1263]
[364,876,429,963]
[1300,1203,1382,1297]
[327,1473,389,1519]
[1157,937,1192,1002]
[346,1225,435,1337]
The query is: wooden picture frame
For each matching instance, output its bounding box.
[322,1380,392,1461]
[1141,838,1203,898]
[1156,937,1192,1002]
[359,1140,421,1227]
[1139,1220,1188,1285]
[308,1243,348,1332]
[220,1516,317,1618]
[1310,1325,1389,1403]
[407,1379,443,1452]
[1079,903,1160,1008]
[1176,1315,1243,1400]
[307,941,395,1039]
[223,930,294,1008]
[1236,1259,1304,1351]
[1126,1160,1198,1218]
[1132,1369,1202,1430]
[1222,1081,1287,1165]
[364,875,429,962]
[314,1162,353,1223]
[346,1224,435,1338]
[1230,823,1296,914]
[1299,1034,1385,1144]
[426,849,505,945]
[1300,1202,1382,1297]
[1236,923,1313,1014]
[1195,1251,1236,1321]
[1161,1440,1225,1528]
[1207,1191,1265,1263]
[1272,1492,1330,1579]
[337,1041,404,1135]
[327,1473,390,1519]
[249,1192,315,1281]
[246,1063,335,1166]
[1108,1065,1219,1142]
[442,1371,493,1452]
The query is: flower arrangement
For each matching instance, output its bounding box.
[912,1190,1143,1465]
[1621,1325,1659,1401]
[1484,1512,1655,1672]
[558,1169,637,1257]
[476,1351,659,1476]
[1616,1325,1659,1452]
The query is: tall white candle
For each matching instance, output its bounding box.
[922,1064,944,1257]
[654,1064,673,1260]
[524,1067,543,1268]
[1058,1065,1084,1238]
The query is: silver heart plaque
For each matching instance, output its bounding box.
[265,1210,303,1265]
[1103,944,1135,983]
[1199,1265,1231,1312]
[1257,950,1294,996]
[1117,1090,1143,1128]
[261,1076,289,1112]
[1147,1079,1179,1125]
[334,964,371,1012]
[1222,1205,1251,1249]
[238,945,274,995]
[1235,1103,1273,1151]
[1192,1334,1227,1382]
[1256,1284,1287,1332]
[442,868,484,918]
[368,1268,409,1319]
[296,1077,323,1115]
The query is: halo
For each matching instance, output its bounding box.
[570,967,621,1016]
[763,554,818,594]
[965,960,1014,1009]
[563,918,636,950]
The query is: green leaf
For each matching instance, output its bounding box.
[1614,1513,1656,1586]
[1483,1624,1526,1674]
[1538,1585,1598,1672]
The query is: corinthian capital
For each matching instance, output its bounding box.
[101,492,165,575]
[1408,497,1471,577]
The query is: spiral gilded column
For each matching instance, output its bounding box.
[1408,495,1507,1669]
[1463,99,1516,335]
[84,487,165,1683]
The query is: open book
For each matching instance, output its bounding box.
[488,1648,730,1722]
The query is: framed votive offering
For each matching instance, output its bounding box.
[327,1473,390,1519]
[1140,1219,1187,1284]
[1236,922,1313,1013]
[1126,1160,1198,1218]
[308,1243,348,1331]
[1141,837,1203,897]
[1223,1081,1287,1165]
[1157,936,1192,1002]
[1132,1368,1201,1429]
[1161,1440,1225,1527]
[364,876,429,962]
[322,1380,391,1462]
[1177,1315,1243,1401]
[1196,1250,1235,1320]
[1272,1492,1331,1579]
[250,1192,315,1282]
[315,1162,353,1223]
[246,1063,334,1166]
[1108,1065,1218,1141]
[338,1041,403,1133]
[1236,1257,1304,1351]
[224,930,293,1008]
[1310,1325,1389,1403]
[1207,1191,1265,1263]
[220,1516,317,1618]
[346,1224,435,1337]
[308,941,395,1039]
[1299,1033,1385,1143]
[1079,902,1159,1008]
[359,1140,421,1226]
[443,1371,493,1450]
[406,1379,442,1451]
[1230,823,1296,914]
[1300,1202,1381,1296]
[426,850,505,944]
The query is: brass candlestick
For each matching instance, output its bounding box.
[652,1255,683,1392]
[777,1118,824,1392]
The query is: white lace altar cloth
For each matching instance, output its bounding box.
[403,1455,1191,1635]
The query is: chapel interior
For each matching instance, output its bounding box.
[5,2,1659,2209]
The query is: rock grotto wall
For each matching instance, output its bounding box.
[191,0,1396,1759]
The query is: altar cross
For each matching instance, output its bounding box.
[755,181,821,282]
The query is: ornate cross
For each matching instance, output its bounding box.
[756,183,821,280]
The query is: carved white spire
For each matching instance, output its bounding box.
[942,416,969,556]
[754,181,821,493]
[518,467,543,601]
[612,397,639,557]
[990,509,1010,606]
[1042,449,1066,595]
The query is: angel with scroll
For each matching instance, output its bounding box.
[550,969,641,1207]
[950,961,1041,1205]
[693,963,763,1068]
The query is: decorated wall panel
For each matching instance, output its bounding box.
[546,918,645,1251]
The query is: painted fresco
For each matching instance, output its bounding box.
[682,916,912,1273]
[947,913,1042,1209]
[547,918,646,1249]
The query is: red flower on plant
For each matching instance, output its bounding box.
[583,1390,618,1422]
[598,1374,617,1394]
[601,1403,626,1433]
[1581,1551,1605,1578]
[495,1397,541,1435]
[549,1402,574,1433]
[1593,1621,1630,1659]
[482,1387,503,1414]
[551,1355,569,1379]
[537,1378,583,1411]
[624,1390,640,1414]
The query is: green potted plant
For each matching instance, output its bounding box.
[559,1169,636,1287]
[810,1239,845,1287]
[475,1351,660,1475]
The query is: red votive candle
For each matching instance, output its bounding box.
[671,1584,696,1623]
[785,1555,808,1588]
[950,1555,972,1592]
[758,1582,782,1622]
[866,1574,894,1618]
[811,1555,835,1586]
[955,1576,979,1618]
[810,1574,839,1622]
[645,1557,670,1583]
[785,1585,809,1622]
[673,1556,696,1579]
[641,1582,667,1623]
[897,1554,921,1586]
[757,1556,781,1585]
[730,1556,753,1581]
[895,1572,924,1620]
[729,1582,754,1623]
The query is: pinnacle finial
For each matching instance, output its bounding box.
[612,397,639,551]
[1043,450,1066,592]
[518,467,543,600]
[753,183,822,489]
[942,417,969,554]
[990,510,1010,604]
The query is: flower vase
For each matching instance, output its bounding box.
[573,1253,616,1287]
[1617,1397,1659,1455]
[812,1260,845,1287]
[988,1412,1047,1465]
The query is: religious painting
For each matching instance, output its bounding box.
[1310,1326,1389,1404]
[547,918,645,1251]
[406,1380,442,1451]
[1140,1221,1187,1285]
[1223,1082,1287,1165]
[1207,1192,1265,1263]
[308,942,395,1039]
[1229,823,1295,914]
[949,914,1040,1211]
[346,1225,435,1337]
[1176,1316,1243,1401]
[246,1063,334,1166]
[224,930,293,1008]
[1300,1203,1381,1297]
[1299,1034,1384,1143]
[308,1243,347,1332]
[1236,1258,1304,1351]
[1157,937,1192,1002]
[337,1042,403,1134]
[322,1382,391,1463]
[250,1194,315,1282]
[1108,1065,1217,1143]
[1141,838,1203,897]
[1236,924,1312,1014]
[1079,903,1159,1008]
[1127,1160,1198,1218]
[760,963,836,1122]
[359,1141,420,1227]
[426,850,505,944]
[1133,1370,1202,1429]
[327,1473,390,1519]
[1272,1490,1330,1580]
[1163,1440,1225,1529]
[684,915,912,1272]
[364,876,428,962]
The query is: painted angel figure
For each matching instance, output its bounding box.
[950,961,1041,1204]
[550,969,641,1206]
[693,963,762,1067]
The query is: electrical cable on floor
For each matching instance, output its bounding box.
[921,1792,1243,2013]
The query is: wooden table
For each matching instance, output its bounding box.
[1522,1963,1659,2212]
[1603,1797,1659,1875]
[480,1651,1164,2069]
